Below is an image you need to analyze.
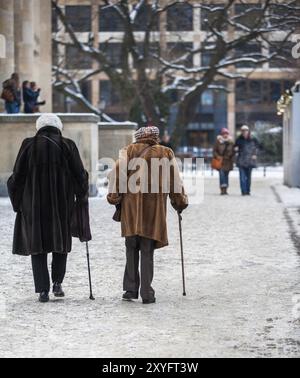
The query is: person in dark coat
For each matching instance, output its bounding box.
[160,132,173,150]
[22,81,40,114]
[213,128,235,195]
[235,125,259,196]
[7,114,89,303]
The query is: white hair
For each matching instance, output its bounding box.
[36,114,63,132]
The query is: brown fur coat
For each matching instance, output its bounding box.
[213,135,235,172]
[107,140,188,249]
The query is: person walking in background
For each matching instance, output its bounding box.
[107,125,188,304]
[235,125,259,196]
[160,132,173,150]
[1,73,21,114]
[7,114,89,303]
[213,128,235,195]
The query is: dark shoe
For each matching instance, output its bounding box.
[143,298,156,305]
[122,291,138,301]
[53,283,65,298]
[39,291,49,303]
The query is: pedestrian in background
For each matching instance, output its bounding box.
[107,125,188,304]
[30,82,46,112]
[7,114,89,303]
[1,73,21,114]
[235,125,259,196]
[160,132,173,150]
[23,81,46,114]
[213,128,235,195]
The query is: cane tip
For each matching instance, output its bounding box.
[183,292,187,297]
[90,296,95,301]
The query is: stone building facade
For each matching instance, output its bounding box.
[0,0,52,113]
[52,0,298,150]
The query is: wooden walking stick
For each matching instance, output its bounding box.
[86,242,95,300]
[178,212,187,296]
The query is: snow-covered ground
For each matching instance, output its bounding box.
[0,175,300,358]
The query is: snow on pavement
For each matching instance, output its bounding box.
[0,176,300,358]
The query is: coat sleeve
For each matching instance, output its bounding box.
[107,147,129,206]
[7,139,31,212]
[68,142,89,201]
[213,141,220,159]
[168,150,188,213]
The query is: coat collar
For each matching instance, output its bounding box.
[36,126,62,136]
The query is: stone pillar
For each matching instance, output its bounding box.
[283,91,300,187]
[0,1,15,111]
[227,80,236,137]
[14,0,35,83]
[35,0,52,112]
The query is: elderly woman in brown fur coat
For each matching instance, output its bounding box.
[213,128,235,195]
[107,125,188,304]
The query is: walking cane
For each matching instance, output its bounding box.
[85,242,95,300]
[178,212,187,296]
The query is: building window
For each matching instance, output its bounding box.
[167,3,193,31]
[99,43,124,69]
[236,80,294,105]
[201,43,217,66]
[100,81,121,107]
[81,81,92,102]
[99,6,124,32]
[133,4,159,31]
[52,7,58,33]
[234,4,263,29]
[65,6,91,32]
[269,2,300,31]
[269,42,297,68]
[66,46,93,69]
[166,42,194,68]
[134,43,160,68]
[201,3,227,31]
[234,42,262,68]
[201,90,214,106]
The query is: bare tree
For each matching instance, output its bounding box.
[52,0,300,146]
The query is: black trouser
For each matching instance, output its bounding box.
[124,236,155,301]
[31,253,68,293]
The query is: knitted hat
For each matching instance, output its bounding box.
[135,125,160,141]
[241,125,249,132]
[36,114,63,132]
[221,128,229,135]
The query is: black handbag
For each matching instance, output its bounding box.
[112,204,121,222]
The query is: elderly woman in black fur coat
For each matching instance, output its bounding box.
[7,114,89,303]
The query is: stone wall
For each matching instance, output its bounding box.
[98,122,137,160]
[283,91,300,187]
[0,114,99,196]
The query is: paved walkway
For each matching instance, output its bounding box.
[0,175,300,358]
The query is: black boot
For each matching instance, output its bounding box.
[143,298,156,305]
[122,291,138,301]
[53,283,65,298]
[39,291,49,303]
